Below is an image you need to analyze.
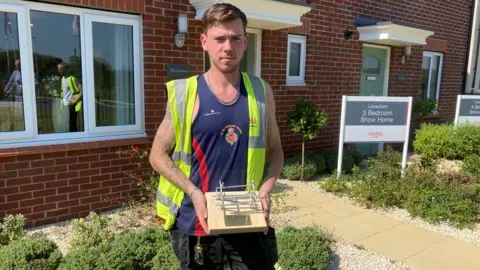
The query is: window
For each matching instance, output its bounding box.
[0,1,143,147]
[420,51,443,109]
[287,34,306,85]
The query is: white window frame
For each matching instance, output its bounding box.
[0,0,145,148]
[422,51,444,110]
[0,2,35,142]
[84,14,144,136]
[286,34,306,85]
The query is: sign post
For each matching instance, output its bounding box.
[454,95,480,127]
[337,96,413,178]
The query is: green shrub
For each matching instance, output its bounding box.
[304,152,326,175]
[0,237,62,270]
[277,226,330,270]
[452,124,480,158]
[58,245,109,270]
[413,123,480,161]
[367,146,402,180]
[282,155,317,181]
[350,176,405,209]
[70,212,114,250]
[102,226,172,270]
[345,149,364,166]
[413,123,456,160]
[0,214,26,247]
[403,166,480,228]
[321,175,351,195]
[322,149,355,174]
[462,155,480,179]
[151,244,179,270]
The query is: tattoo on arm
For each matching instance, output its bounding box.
[150,102,195,194]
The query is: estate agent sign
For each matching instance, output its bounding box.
[337,96,413,178]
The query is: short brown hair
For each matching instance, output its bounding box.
[202,3,248,34]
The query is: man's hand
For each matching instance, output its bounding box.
[190,187,209,234]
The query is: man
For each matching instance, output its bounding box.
[149,3,284,270]
[57,62,82,132]
[1,59,24,132]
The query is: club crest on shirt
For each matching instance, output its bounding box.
[220,125,243,145]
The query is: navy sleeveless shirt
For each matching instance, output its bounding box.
[176,73,250,236]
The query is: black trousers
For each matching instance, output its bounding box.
[169,226,278,270]
[69,105,78,132]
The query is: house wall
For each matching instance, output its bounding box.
[0,0,473,227]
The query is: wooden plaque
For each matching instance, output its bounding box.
[205,190,267,235]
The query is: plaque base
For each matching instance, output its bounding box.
[205,181,267,235]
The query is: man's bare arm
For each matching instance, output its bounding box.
[149,103,197,196]
[261,82,284,193]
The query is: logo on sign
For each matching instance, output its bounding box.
[368,131,383,138]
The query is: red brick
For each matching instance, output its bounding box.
[18,168,44,177]
[31,160,55,168]
[20,198,45,208]
[61,199,80,208]
[17,154,42,162]
[33,203,57,213]
[0,171,18,179]
[46,208,70,218]
[19,183,44,192]
[33,188,57,198]
[7,177,32,187]
[45,194,68,204]
[32,174,56,183]
[7,192,33,202]
[4,162,30,171]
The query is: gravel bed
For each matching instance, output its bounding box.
[276,178,480,247]
[26,205,157,255]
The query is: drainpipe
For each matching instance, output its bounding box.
[471,26,480,94]
[465,0,479,94]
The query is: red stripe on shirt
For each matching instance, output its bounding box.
[192,137,209,236]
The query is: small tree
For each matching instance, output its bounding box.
[287,99,328,180]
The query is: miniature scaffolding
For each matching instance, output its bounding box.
[205,180,267,234]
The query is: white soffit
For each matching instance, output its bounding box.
[357,22,434,46]
[189,0,312,30]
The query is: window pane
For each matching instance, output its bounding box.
[0,12,25,133]
[31,11,84,134]
[429,55,441,100]
[92,22,135,127]
[362,57,380,74]
[289,42,301,76]
[420,56,431,99]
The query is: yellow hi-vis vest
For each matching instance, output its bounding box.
[156,72,267,230]
[60,76,82,112]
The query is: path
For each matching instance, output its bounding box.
[283,184,480,270]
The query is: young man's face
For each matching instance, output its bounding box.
[201,18,248,74]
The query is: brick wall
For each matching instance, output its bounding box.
[0,138,149,227]
[1,0,472,227]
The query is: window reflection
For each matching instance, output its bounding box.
[30,10,84,134]
[92,22,135,127]
[0,12,25,133]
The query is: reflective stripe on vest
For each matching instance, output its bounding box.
[156,72,267,230]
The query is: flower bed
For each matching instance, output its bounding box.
[317,123,480,230]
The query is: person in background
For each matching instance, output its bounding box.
[57,62,82,132]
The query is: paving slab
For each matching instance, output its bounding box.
[327,211,402,243]
[355,223,446,261]
[282,184,480,270]
[404,238,480,270]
